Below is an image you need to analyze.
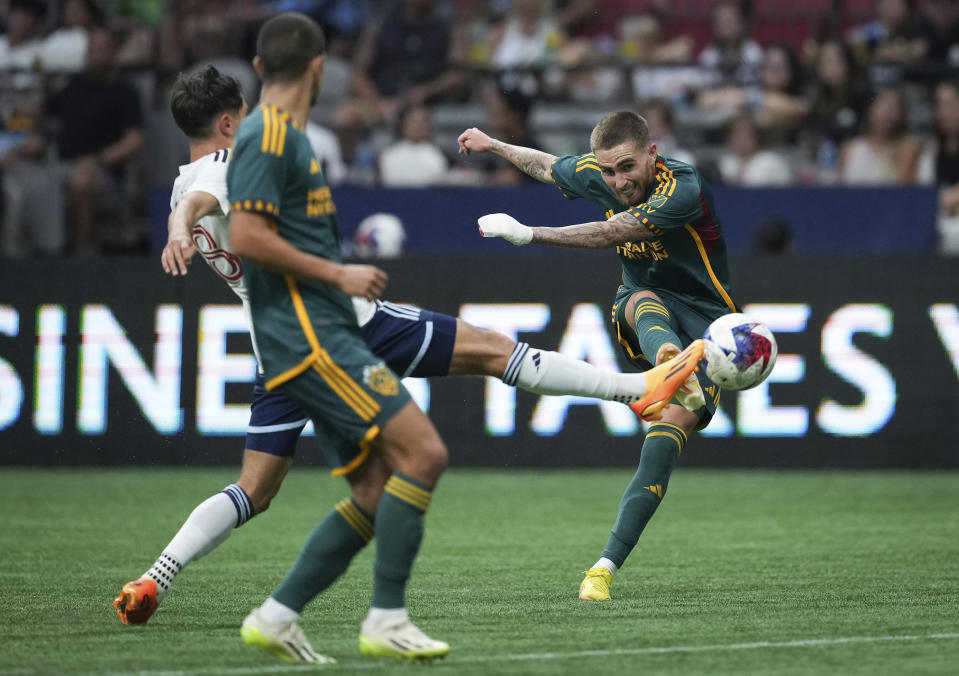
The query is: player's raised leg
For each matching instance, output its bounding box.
[449,318,701,418]
[623,291,705,413]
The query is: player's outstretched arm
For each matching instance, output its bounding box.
[161,191,219,276]
[457,127,557,184]
[478,210,657,250]
[231,211,387,300]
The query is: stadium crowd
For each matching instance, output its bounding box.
[2,0,959,257]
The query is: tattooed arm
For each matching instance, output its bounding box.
[478,211,657,249]
[531,211,657,248]
[457,127,557,183]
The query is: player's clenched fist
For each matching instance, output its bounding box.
[477,213,532,245]
[336,264,387,300]
[457,127,494,155]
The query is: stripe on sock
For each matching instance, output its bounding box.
[384,475,432,512]
[221,484,254,526]
[335,498,374,541]
[648,423,687,454]
[502,342,530,386]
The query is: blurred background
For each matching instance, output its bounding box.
[1,0,957,468]
[5,0,959,256]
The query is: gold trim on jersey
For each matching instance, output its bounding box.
[260,105,289,156]
[264,277,381,423]
[330,425,380,477]
[683,224,736,313]
[231,200,279,215]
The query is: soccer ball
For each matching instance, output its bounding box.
[354,212,406,258]
[701,313,777,390]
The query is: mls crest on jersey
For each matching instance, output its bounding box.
[364,363,399,396]
[645,193,668,209]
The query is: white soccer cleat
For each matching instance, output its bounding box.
[359,617,450,661]
[240,608,335,664]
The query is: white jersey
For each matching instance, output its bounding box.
[169,150,376,369]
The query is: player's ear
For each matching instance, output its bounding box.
[310,54,324,77]
[252,56,263,78]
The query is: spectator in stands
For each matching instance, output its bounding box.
[919,80,959,252]
[306,120,347,187]
[379,103,449,186]
[846,0,927,66]
[331,101,382,186]
[48,27,145,254]
[698,1,763,88]
[641,98,696,166]
[803,39,871,184]
[352,0,468,122]
[699,43,809,144]
[919,81,959,211]
[718,112,793,186]
[488,0,565,70]
[180,0,259,105]
[471,86,540,185]
[0,0,44,71]
[39,0,103,74]
[839,86,919,185]
[1,0,64,257]
[806,39,870,150]
[916,0,959,64]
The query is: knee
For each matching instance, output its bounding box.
[235,478,281,516]
[411,438,448,484]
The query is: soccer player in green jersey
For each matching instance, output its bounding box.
[227,13,451,663]
[458,112,737,601]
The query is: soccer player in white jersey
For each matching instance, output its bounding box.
[114,65,703,643]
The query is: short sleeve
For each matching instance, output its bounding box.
[549,154,589,200]
[227,135,287,217]
[187,154,231,216]
[626,172,703,231]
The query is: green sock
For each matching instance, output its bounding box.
[271,498,373,613]
[371,473,433,609]
[602,422,687,568]
[633,298,682,362]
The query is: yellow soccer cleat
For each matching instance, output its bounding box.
[240,609,335,664]
[113,577,158,625]
[630,339,705,421]
[578,567,613,601]
[359,618,450,662]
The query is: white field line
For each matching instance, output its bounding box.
[12,631,957,676]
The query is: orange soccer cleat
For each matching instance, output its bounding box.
[113,577,158,625]
[629,339,706,421]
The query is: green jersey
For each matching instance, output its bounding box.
[550,153,736,314]
[227,103,356,387]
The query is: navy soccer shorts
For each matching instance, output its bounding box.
[245,301,457,456]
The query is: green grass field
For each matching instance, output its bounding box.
[2,468,958,675]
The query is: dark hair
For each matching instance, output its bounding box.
[256,12,326,83]
[170,65,244,140]
[590,111,650,152]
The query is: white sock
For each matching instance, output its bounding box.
[364,606,408,629]
[505,343,646,404]
[258,596,300,624]
[594,557,618,575]
[143,489,247,600]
